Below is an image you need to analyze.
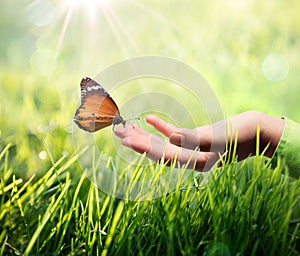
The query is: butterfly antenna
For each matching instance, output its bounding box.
[126,117,140,129]
[125,117,140,122]
[126,108,140,124]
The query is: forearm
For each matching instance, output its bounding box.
[259,113,285,158]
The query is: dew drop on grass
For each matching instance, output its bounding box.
[62,150,69,157]
[252,224,258,230]
[39,150,47,160]
[99,230,107,236]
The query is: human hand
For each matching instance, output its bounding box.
[115,111,284,171]
[115,115,219,170]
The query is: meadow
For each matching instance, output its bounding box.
[1,0,300,255]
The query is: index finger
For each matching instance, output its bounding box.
[145,115,180,138]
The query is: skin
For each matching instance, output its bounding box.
[115,110,285,171]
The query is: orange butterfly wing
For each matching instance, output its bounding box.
[74,77,123,132]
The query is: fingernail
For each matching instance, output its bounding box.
[170,133,184,146]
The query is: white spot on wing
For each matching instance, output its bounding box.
[87,85,102,92]
[81,89,87,96]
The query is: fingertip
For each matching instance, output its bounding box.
[114,127,123,135]
[145,115,167,127]
[114,125,130,137]
[144,115,157,123]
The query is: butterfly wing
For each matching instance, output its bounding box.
[74,77,121,132]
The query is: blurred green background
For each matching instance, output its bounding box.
[1,0,300,177]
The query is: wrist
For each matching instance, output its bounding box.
[260,113,285,158]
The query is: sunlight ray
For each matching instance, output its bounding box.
[103,3,140,54]
[101,5,131,58]
[55,1,75,55]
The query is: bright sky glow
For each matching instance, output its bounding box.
[27,0,145,75]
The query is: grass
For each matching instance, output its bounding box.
[0,45,300,256]
[1,140,300,255]
[1,0,300,255]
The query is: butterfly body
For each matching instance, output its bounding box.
[74,77,126,132]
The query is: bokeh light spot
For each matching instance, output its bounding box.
[262,54,289,81]
[203,242,231,256]
[26,0,56,27]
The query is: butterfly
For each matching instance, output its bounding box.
[74,77,127,132]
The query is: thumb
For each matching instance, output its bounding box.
[169,128,202,150]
